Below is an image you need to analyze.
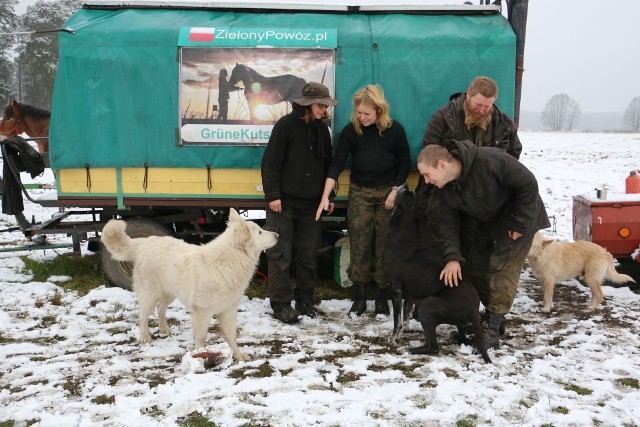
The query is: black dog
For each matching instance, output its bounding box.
[382,185,491,363]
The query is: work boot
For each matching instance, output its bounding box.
[374,287,390,316]
[482,312,505,349]
[482,309,506,335]
[349,282,367,316]
[295,297,318,318]
[272,303,301,324]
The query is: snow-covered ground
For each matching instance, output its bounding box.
[1,131,639,426]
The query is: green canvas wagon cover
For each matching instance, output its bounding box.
[50,0,517,208]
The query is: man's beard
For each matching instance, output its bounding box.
[464,99,493,130]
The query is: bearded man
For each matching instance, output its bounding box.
[422,76,521,159]
[414,76,529,348]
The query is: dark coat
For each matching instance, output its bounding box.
[422,92,522,160]
[261,105,332,207]
[435,140,550,264]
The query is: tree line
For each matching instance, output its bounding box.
[2,1,640,132]
[0,0,81,109]
[541,93,640,132]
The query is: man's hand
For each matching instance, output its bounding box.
[440,260,462,287]
[508,230,523,240]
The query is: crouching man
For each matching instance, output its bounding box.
[416,140,550,348]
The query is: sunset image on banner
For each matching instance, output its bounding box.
[179,47,336,146]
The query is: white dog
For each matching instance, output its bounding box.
[527,232,635,312]
[100,208,278,361]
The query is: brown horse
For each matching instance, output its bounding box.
[0,100,51,154]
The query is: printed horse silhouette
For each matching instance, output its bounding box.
[228,63,306,121]
[0,100,51,154]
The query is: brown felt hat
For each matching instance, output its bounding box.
[294,82,339,106]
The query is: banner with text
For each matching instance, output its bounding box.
[179,40,336,146]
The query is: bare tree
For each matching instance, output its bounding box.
[541,93,581,131]
[623,97,640,132]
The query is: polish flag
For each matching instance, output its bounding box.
[189,27,215,42]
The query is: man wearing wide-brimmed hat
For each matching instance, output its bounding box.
[261,82,338,324]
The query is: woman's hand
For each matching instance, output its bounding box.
[269,199,282,213]
[384,187,398,210]
[315,198,333,220]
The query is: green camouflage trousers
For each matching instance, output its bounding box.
[463,225,535,315]
[346,182,393,288]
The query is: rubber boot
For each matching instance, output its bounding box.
[482,312,505,349]
[349,282,367,316]
[374,287,390,315]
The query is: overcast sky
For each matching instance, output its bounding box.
[14,0,640,113]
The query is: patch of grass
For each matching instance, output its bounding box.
[420,380,437,388]
[229,362,274,380]
[104,312,127,323]
[62,377,82,396]
[519,399,531,408]
[177,411,218,427]
[552,406,569,414]
[167,317,181,327]
[564,384,593,395]
[50,292,63,306]
[147,374,169,388]
[144,405,165,418]
[615,377,639,389]
[336,370,360,384]
[39,316,57,328]
[442,367,459,378]
[456,414,478,427]
[368,362,422,378]
[1,421,38,427]
[21,254,107,296]
[92,395,115,405]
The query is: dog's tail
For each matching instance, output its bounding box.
[100,220,137,262]
[605,253,636,284]
[472,315,492,364]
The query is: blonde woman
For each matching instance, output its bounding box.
[316,84,410,316]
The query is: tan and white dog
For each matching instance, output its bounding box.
[527,232,635,312]
[100,209,278,361]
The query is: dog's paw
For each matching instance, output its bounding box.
[408,345,438,355]
[233,352,251,362]
[140,332,152,343]
[159,325,172,335]
[541,305,552,313]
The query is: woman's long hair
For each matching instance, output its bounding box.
[294,103,331,124]
[350,84,392,136]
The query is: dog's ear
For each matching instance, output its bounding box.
[542,239,553,248]
[228,208,240,223]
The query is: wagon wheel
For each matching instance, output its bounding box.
[99,218,171,291]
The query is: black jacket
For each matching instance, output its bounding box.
[423,92,522,159]
[328,120,411,188]
[436,140,550,264]
[261,106,332,206]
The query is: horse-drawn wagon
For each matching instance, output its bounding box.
[2,0,529,288]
